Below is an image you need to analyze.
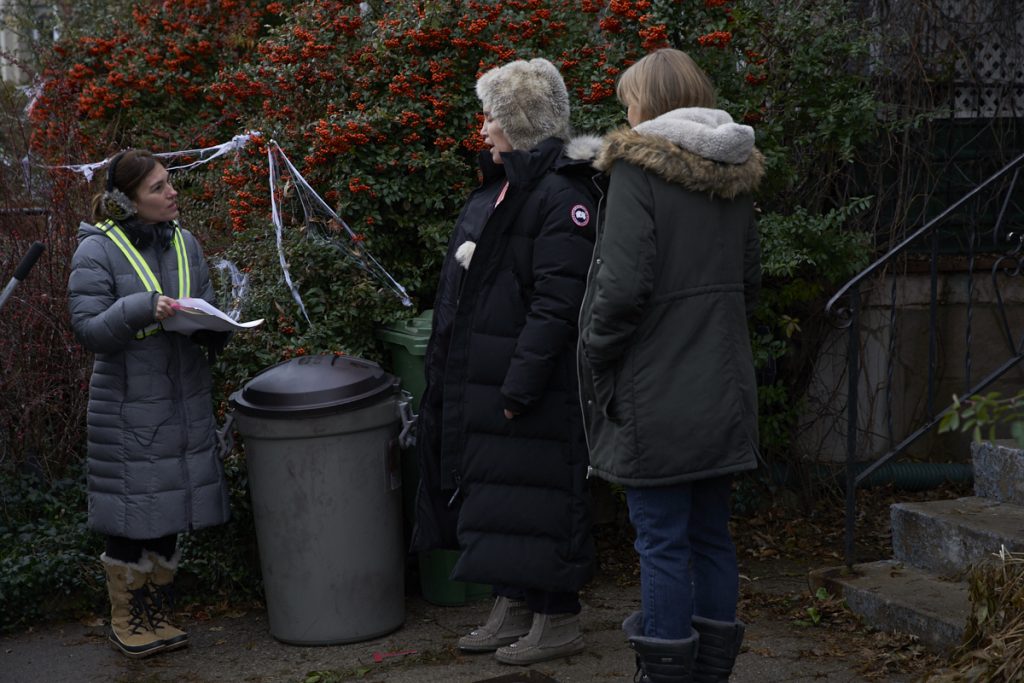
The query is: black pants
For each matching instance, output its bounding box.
[105,534,177,564]
[494,584,580,615]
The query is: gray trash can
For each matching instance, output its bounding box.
[229,354,411,645]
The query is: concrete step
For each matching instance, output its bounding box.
[809,559,968,652]
[891,496,1024,575]
[973,440,1024,505]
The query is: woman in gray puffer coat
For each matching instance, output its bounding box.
[578,49,763,683]
[68,149,230,660]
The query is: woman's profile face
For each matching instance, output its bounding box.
[133,164,179,224]
[627,101,643,128]
[480,112,513,164]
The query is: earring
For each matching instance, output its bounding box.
[102,188,137,220]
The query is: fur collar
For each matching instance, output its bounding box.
[596,108,765,199]
[565,135,603,163]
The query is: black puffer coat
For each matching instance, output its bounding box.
[411,137,599,593]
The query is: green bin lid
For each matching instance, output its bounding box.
[375,309,433,354]
[229,354,396,418]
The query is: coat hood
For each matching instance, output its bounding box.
[595,108,765,199]
[78,221,104,241]
[77,219,177,250]
[460,135,602,271]
[480,135,603,186]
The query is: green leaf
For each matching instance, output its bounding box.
[1011,421,1024,448]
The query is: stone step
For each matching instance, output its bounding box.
[973,440,1024,505]
[809,560,968,652]
[891,496,1024,575]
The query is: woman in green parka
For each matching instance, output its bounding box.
[577,49,764,683]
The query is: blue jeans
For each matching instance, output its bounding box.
[625,475,738,639]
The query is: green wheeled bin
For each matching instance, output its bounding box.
[377,310,491,606]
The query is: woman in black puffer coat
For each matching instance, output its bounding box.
[411,58,600,666]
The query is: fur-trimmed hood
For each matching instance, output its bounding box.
[595,108,764,199]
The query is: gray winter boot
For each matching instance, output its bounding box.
[494,612,584,665]
[692,616,744,683]
[458,596,532,652]
[623,611,699,683]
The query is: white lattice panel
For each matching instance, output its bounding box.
[942,0,1023,117]
[870,0,1024,118]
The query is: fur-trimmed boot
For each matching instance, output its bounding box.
[145,550,189,651]
[623,611,699,683]
[100,553,164,659]
[692,616,744,683]
[494,612,584,665]
[458,596,532,652]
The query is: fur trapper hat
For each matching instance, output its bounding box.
[476,58,571,151]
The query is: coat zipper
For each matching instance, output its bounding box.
[157,240,193,528]
[578,172,606,477]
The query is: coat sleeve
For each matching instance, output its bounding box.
[500,181,596,412]
[68,236,158,354]
[744,213,761,318]
[581,161,656,369]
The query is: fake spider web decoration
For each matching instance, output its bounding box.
[45,132,258,182]
[42,132,411,325]
[211,258,250,322]
[267,140,412,324]
[42,133,258,321]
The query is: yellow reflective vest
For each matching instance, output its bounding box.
[96,219,191,338]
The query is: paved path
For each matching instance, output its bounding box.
[0,565,918,683]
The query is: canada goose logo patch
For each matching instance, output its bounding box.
[571,205,590,227]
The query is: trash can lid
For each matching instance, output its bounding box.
[375,310,433,355]
[230,355,396,418]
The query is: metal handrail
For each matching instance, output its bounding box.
[826,151,1024,318]
[827,152,1024,567]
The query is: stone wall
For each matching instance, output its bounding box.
[799,272,1024,462]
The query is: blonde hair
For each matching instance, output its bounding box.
[616,49,716,124]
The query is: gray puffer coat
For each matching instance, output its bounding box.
[578,108,764,487]
[69,220,230,539]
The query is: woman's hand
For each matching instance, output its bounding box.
[503,409,519,420]
[154,295,177,322]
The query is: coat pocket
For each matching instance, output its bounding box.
[591,366,618,423]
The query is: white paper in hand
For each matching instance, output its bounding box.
[161,297,264,334]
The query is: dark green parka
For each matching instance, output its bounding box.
[578,108,764,487]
